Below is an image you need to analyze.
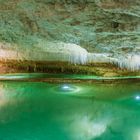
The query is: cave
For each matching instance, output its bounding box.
[0,0,140,140]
